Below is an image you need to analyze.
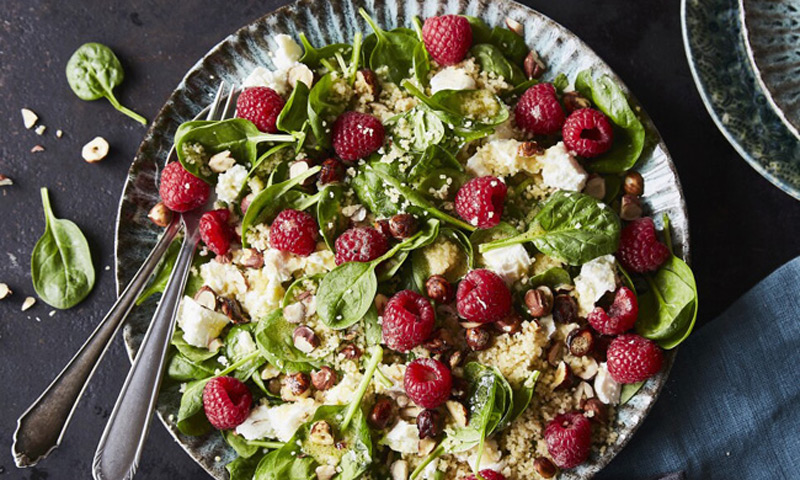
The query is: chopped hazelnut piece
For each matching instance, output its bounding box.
[82,136,109,163]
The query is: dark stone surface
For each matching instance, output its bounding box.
[0,0,798,479]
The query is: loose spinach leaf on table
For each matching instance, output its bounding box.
[471,43,526,86]
[480,191,620,266]
[359,8,419,84]
[574,70,646,174]
[65,42,147,125]
[254,309,323,373]
[31,188,96,309]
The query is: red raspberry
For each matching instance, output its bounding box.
[202,376,253,430]
[404,358,452,409]
[199,209,235,256]
[382,290,435,352]
[158,162,210,213]
[544,412,593,469]
[235,86,285,133]
[616,217,670,273]
[334,227,389,265]
[514,83,566,135]
[422,15,473,66]
[562,108,614,158]
[607,333,664,384]
[587,287,638,335]
[454,176,507,229]
[332,111,385,162]
[270,209,319,257]
[456,269,512,324]
[464,471,506,480]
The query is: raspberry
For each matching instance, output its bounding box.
[464,471,506,480]
[235,86,285,133]
[514,83,566,135]
[616,217,670,273]
[456,269,512,324]
[270,209,319,257]
[199,209,235,256]
[454,176,507,229]
[332,111,385,162]
[202,376,253,430]
[562,108,614,158]
[158,162,210,213]
[587,287,638,335]
[544,412,593,469]
[607,334,664,384]
[404,358,452,409]
[382,290,435,352]
[422,15,473,66]
[334,227,389,265]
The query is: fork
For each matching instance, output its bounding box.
[92,83,239,480]
[11,82,229,469]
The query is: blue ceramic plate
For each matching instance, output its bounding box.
[115,0,689,478]
[682,0,800,200]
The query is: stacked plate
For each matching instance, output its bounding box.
[682,0,800,199]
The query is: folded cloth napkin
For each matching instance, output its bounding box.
[597,257,800,479]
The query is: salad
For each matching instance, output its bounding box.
[143,9,698,480]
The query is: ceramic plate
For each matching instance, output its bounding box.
[741,0,800,140]
[682,0,800,200]
[115,0,689,478]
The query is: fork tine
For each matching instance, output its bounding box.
[220,84,239,120]
[205,81,227,121]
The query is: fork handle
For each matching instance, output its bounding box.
[92,227,198,480]
[12,219,181,468]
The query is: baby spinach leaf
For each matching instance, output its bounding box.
[226,324,265,381]
[463,16,527,64]
[471,44,526,86]
[413,42,431,86]
[553,73,569,93]
[254,309,323,373]
[363,304,383,346]
[407,144,463,184]
[504,370,541,427]
[500,78,538,101]
[317,261,378,330]
[227,454,264,480]
[359,9,419,84]
[136,237,181,305]
[317,184,348,251]
[469,221,519,251]
[619,381,645,405]
[299,32,352,69]
[31,188,95,309]
[528,267,572,289]
[277,82,311,149]
[166,352,216,381]
[480,191,620,266]
[402,81,510,134]
[241,165,321,247]
[65,42,146,125]
[223,430,262,459]
[308,73,347,149]
[574,70,646,173]
[391,108,446,152]
[636,254,697,349]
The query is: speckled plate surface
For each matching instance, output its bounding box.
[741,0,800,140]
[114,0,688,478]
[682,0,800,200]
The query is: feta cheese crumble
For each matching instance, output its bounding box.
[574,254,618,316]
[538,142,589,191]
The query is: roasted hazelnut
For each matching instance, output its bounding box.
[148,202,173,227]
[267,378,282,395]
[373,219,393,237]
[416,409,443,439]
[562,91,592,114]
[289,158,318,187]
[517,141,544,158]
[584,174,606,200]
[620,194,643,221]
[567,327,595,357]
[368,397,397,429]
[335,441,347,450]
[445,400,469,427]
[239,248,264,269]
[425,275,454,304]
[319,158,345,185]
[552,294,578,323]
[388,213,418,239]
[525,286,554,317]
[547,342,564,367]
[293,325,320,353]
[311,366,337,391]
[309,420,335,445]
[623,171,644,196]
[283,372,311,400]
[355,69,381,98]
[592,335,613,362]
[220,297,247,324]
[575,356,599,380]
[465,327,492,351]
[552,361,575,390]
[422,328,453,355]
[534,457,558,478]
[215,253,232,264]
[193,286,218,311]
[524,49,546,79]
[495,314,522,335]
[450,377,469,402]
[505,17,523,36]
[445,349,465,370]
[581,397,608,424]
[340,343,362,360]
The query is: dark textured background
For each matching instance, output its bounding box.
[1,1,798,479]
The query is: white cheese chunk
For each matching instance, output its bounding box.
[177,296,231,348]
[430,67,476,94]
[235,398,318,441]
[460,439,505,472]
[537,315,557,340]
[272,34,303,70]
[594,362,621,405]
[539,142,588,191]
[481,243,532,285]
[574,254,618,316]
[323,373,362,405]
[215,164,248,204]
[466,139,539,178]
[383,420,420,454]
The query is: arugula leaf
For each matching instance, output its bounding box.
[254,309,323,373]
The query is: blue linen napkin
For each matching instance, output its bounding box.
[596,257,800,479]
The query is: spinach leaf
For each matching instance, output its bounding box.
[471,44,526,86]
[317,184,349,251]
[254,309,323,373]
[359,9,419,84]
[227,454,264,480]
[31,188,95,309]
[553,73,569,93]
[282,274,324,309]
[350,162,404,217]
[307,73,347,149]
[528,267,572,289]
[463,17,527,64]
[226,323,265,381]
[298,33,352,70]
[402,81,510,135]
[574,70,646,173]
[504,370,541,426]
[224,430,261,459]
[407,144,463,184]
[363,304,383,346]
[391,108,446,152]
[636,255,697,349]
[166,352,215,381]
[480,191,620,266]
[469,221,519,251]
[136,237,181,305]
[171,329,218,363]
[241,166,321,247]
[500,78,538,101]
[411,227,471,289]
[619,381,645,405]
[65,42,146,125]
[276,81,310,149]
